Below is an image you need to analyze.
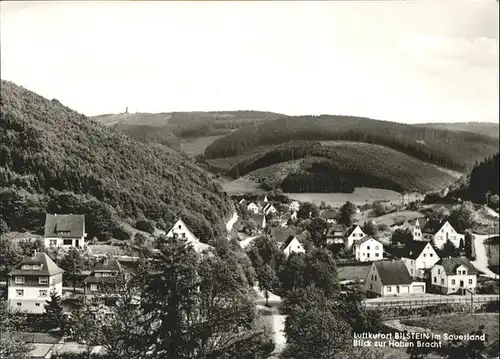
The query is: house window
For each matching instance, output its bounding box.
[102,273,110,277]
[63,239,72,246]
[438,269,440,274]
[411,269,413,274]
[35,303,40,307]
[375,246,379,250]
[367,246,370,250]
[90,284,98,291]
[16,289,24,297]
[367,253,370,258]
[50,239,57,246]
[95,272,102,277]
[469,279,473,285]
[423,254,427,257]
[451,279,456,285]
[374,275,377,281]
[181,233,186,238]
[15,276,25,284]
[178,225,182,229]
[22,265,31,270]
[430,253,433,257]
[39,277,48,284]
[17,303,21,306]
[441,279,444,285]
[433,277,437,283]
[39,290,47,297]
[32,265,40,270]
[375,253,379,257]
[387,286,392,292]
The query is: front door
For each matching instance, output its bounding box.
[460,280,464,287]
[75,239,79,247]
[396,286,400,294]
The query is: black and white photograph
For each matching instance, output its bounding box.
[0,1,499,358]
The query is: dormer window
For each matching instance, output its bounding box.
[32,265,40,270]
[95,273,102,277]
[22,265,31,270]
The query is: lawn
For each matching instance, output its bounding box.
[358,210,425,226]
[401,313,499,344]
[180,135,226,157]
[284,187,403,208]
[485,237,499,275]
[220,177,264,195]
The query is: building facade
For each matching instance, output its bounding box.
[430,257,478,295]
[354,237,384,262]
[44,214,87,249]
[8,252,64,313]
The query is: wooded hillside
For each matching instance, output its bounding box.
[0,80,233,241]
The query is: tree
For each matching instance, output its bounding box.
[303,248,339,299]
[0,237,22,277]
[0,299,33,359]
[257,264,277,307]
[337,201,357,227]
[391,228,413,246]
[298,202,318,219]
[0,218,9,237]
[135,219,155,234]
[439,240,461,258]
[429,206,447,221]
[308,218,327,248]
[362,220,378,237]
[60,248,84,292]
[449,201,476,233]
[134,232,147,247]
[277,252,306,295]
[372,201,388,216]
[320,201,326,210]
[16,238,44,257]
[44,288,64,331]
[464,232,475,260]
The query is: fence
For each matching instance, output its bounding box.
[364,295,499,309]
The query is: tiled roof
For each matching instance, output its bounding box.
[9,252,64,276]
[44,214,85,238]
[388,241,434,260]
[374,260,412,285]
[320,210,337,219]
[356,236,382,246]
[83,276,119,284]
[422,218,447,234]
[270,227,293,243]
[437,257,478,276]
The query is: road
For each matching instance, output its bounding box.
[472,233,499,280]
[239,235,260,249]
[225,211,238,235]
[254,285,286,355]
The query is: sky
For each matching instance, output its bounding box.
[1,1,498,123]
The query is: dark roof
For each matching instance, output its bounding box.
[437,257,478,275]
[9,252,64,276]
[356,236,382,246]
[416,218,428,228]
[270,227,293,243]
[320,210,337,219]
[373,260,412,285]
[422,218,447,234]
[388,241,434,260]
[282,235,298,250]
[44,214,85,238]
[330,224,346,232]
[93,258,122,272]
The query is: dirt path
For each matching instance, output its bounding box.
[472,233,499,280]
[254,285,286,355]
[225,211,238,235]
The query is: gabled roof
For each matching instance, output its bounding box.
[281,235,298,250]
[436,257,478,275]
[44,214,85,238]
[388,241,435,260]
[356,236,382,246]
[167,218,199,241]
[373,260,412,285]
[9,252,64,276]
[416,218,428,228]
[346,225,364,237]
[422,218,448,234]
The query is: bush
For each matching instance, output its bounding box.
[135,219,155,234]
[112,225,131,240]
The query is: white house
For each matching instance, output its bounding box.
[83,257,123,298]
[166,219,211,252]
[289,201,300,213]
[282,235,306,257]
[354,237,384,262]
[44,214,87,249]
[390,241,440,280]
[422,219,464,249]
[345,225,366,252]
[430,257,478,295]
[364,260,426,297]
[7,252,64,313]
[247,202,260,214]
[326,224,346,245]
[263,203,277,216]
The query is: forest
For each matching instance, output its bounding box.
[204,115,499,172]
[0,80,233,241]
[224,141,458,193]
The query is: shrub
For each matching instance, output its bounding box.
[112,225,131,240]
[135,219,155,234]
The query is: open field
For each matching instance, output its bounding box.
[357,210,425,226]
[180,135,226,157]
[284,187,403,207]
[220,177,264,195]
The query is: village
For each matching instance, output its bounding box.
[1,192,499,357]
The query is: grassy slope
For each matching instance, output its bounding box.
[229,141,459,193]
[204,115,499,172]
[0,80,232,240]
[416,122,499,139]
